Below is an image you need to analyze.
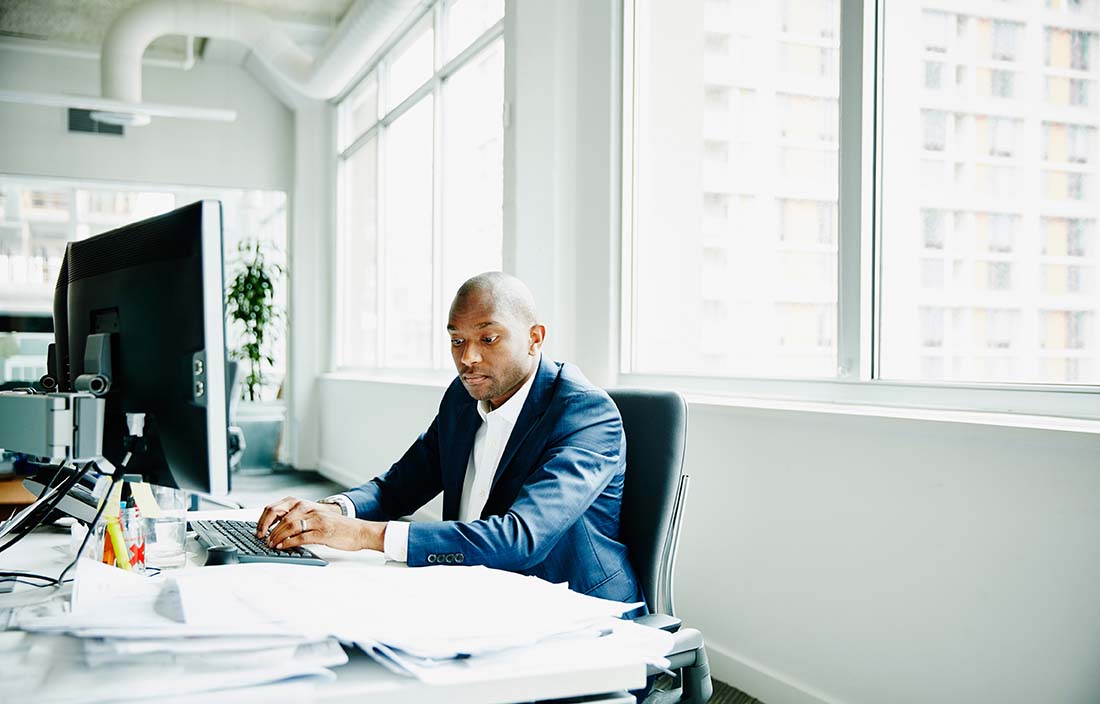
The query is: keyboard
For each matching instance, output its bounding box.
[192,519,328,566]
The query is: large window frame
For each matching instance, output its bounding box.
[620,0,1100,421]
[334,0,504,375]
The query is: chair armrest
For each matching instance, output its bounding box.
[668,627,704,658]
[635,613,682,633]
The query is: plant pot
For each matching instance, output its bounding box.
[234,400,287,470]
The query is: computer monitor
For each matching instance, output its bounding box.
[57,200,230,495]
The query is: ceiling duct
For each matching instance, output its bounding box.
[97,0,426,125]
[0,0,426,125]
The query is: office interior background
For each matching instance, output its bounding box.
[1,0,1099,702]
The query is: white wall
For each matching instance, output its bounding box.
[0,48,293,192]
[677,406,1100,704]
[315,2,1100,704]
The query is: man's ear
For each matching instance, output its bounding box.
[528,323,546,355]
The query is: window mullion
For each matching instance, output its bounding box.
[838,0,874,381]
[431,1,445,370]
[621,0,638,375]
[376,123,388,368]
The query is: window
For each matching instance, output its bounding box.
[0,175,288,396]
[989,214,1015,253]
[336,0,504,371]
[923,110,947,151]
[991,21,1021,61]
[625,0,839,379]
[1070,78,1091,106]
[925,61,944,90]
[990,69,1014,98]
[624,0,1100,407]
[880,3,1100,385]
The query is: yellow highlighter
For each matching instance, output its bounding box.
[105,515,131,571]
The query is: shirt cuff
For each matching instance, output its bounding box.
[321,494,356,518]
[383,520,409,563]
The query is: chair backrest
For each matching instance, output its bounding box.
[608,388,690,617]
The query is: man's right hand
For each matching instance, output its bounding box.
[255,496,341,539]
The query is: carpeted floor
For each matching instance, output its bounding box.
[709,679,765,704]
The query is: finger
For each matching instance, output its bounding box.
[266,514,297,547]
[274,528,315,550]
[256,496,297,536]
[256,507,282,537]
[266,504,310,547]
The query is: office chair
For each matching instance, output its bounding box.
[608,388,713,704]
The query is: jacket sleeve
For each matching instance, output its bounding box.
[405,390,622,570]
[343,414,444,521]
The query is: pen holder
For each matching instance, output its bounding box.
[120,506,146,574]
[100,513,143,573]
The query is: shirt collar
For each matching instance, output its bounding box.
[477,354,540,424]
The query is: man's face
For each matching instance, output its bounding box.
[447,292,540,408]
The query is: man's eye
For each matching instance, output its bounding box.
[451,339,464,346]
[482,336,498,344]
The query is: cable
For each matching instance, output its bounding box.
[0,461,94,555]
[0,570,63,588]
[54,469,124,589]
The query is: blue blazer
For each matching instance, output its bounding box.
[344,356,644,605]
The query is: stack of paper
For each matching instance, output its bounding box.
[167,561,673,681]
[9,560,347,704]
[10,557,673,699]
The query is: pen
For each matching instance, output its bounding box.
[106,515,131,571]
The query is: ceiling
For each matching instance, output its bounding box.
[0,0,355,62]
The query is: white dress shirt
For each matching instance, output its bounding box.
[350,360,540,563]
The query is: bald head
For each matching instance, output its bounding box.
[451,272,538,327]
[447,272,546,408]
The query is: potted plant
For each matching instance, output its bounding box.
[225,240,286,470]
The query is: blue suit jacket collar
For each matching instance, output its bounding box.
[441,355,559,520]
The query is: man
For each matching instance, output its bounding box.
[256,272,643,605]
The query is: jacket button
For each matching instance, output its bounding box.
[445,554,454,564]
[455,554,464,564]
[427,554,436,564]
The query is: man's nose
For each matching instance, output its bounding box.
[461,343,481,366]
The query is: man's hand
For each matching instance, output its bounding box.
[255,496,386,552]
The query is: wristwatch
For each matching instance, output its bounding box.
[319,495,353,517]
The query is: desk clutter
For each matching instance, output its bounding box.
[2,552,672,702]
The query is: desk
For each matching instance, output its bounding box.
[0,476,34,520]
[0,510,644,704]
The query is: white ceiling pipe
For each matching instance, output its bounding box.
[102,0,425,107]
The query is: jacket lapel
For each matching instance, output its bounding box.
[443,399,481,520]
[488,356,559,500]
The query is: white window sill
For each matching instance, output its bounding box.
[682,392,1100,435]
[318,370,1100,434]
[618,373,1100,435]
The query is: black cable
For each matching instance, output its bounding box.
[0,461,92,557]
[34,461,68,500]
[54,470,124,589]
[0,461,94,555]
[0,570,61,588]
